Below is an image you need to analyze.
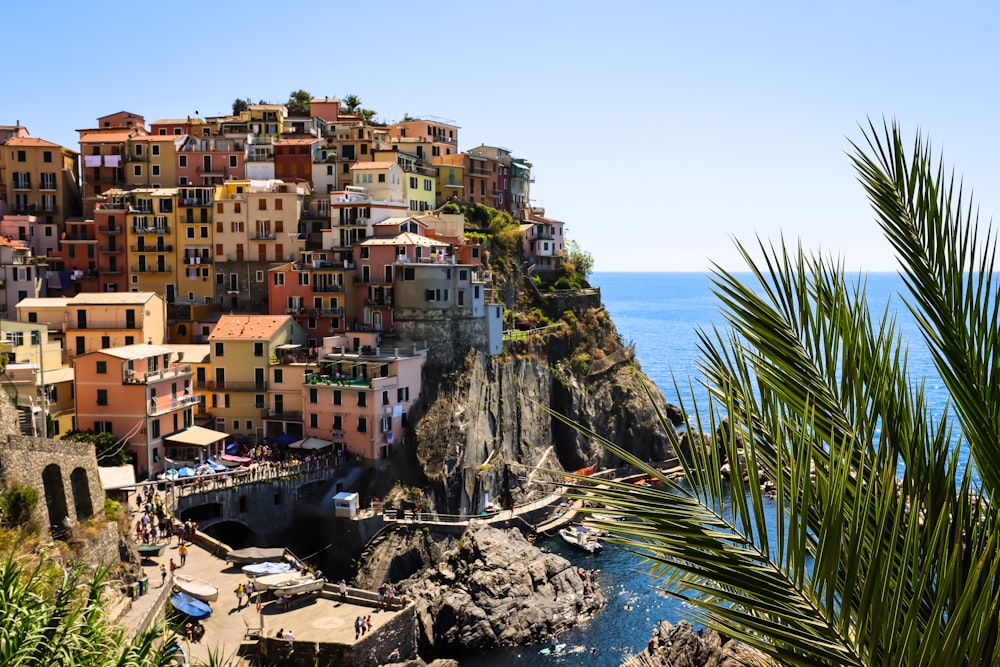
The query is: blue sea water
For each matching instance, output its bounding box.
[466,271,960,666]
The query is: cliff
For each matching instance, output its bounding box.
[409,298,679,515]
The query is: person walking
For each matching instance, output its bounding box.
[354,616,362,640]
[178,542,187,566]
[159,563,167,587]
[235,582,246,608]
[338,579,348,604]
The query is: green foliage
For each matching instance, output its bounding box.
[361,108,377,123]
[443,203,462,214]
[569,352,591,375]
[286,89,311,116]
[0,483,39,528]
[562,310,579,327]
[342,94,362,114]
[557,121,1000,666]
[65,430,131,467]
[103,498,124,522]
[231,98,249,115]
[562,239,594,279]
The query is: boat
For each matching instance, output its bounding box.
[242,561,295,577]
[253,571,302,591]
[226,546,287,564]
[170,592,212,620]
[136,543,165,558]
[540,643,567,655]
[559,526,602,553]
[271,577,326,597]
[173,574,220,602]
[590,513,625,522]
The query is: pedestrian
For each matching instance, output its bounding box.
[338,579,347,604]
[179,542,188,566]
[354,616,361,640]
[185,622,194,641]
[283,629,294,641]
[276,628,284,639]
[365,615,372,632]
[169,558,178,574]
[377,583,386,609]
[159,563,167,587]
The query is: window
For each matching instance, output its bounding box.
[253,342,264,357]
[378,173,385,183]
[97,389,108,405]
[275,199,283,211]
[215,342,224,357]
[333,390,342,405]
[397,386,409,402]
[133,164,142,176]
[40,173,56,190]
[333,415,342,431]
[357,417,367,433]
[152,165,160,176]
[310,413,318,428]
[152,420,160,438]
[159,199,172,213]
[217,203,224,214]
[357,393,367,407]
[424,179,432,191]
[409,176,418,189]
[274,369,283,383]
[43,151,52,163]
[381,416,391,433]
[246,420,253,431]
[273,273,284,286]
[299,272,309,285]
[16,150,25,162]
[152,144,160,156]
[360,247,369,259]
[309,388,318,404]
[179,155,187,167]
[258,199,266,210]
[229,155,237,168]
[382,390,390,406]
[125,335,134,345]
[256,270,264,282]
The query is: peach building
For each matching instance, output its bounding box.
[74,343,198,478]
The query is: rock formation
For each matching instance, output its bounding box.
[621,620,773,667]
[355,523,605,659]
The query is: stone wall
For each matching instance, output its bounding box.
[393,306,489,368]
[0,434,104,535]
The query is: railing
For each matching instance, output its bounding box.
[251,233,276,241]
[130,265,172,273]
[353,277,390,286]
[180,197,213,207]
[133,226,170,234]
[306,375,374,388]
[131,245,173,252]
[148,394,199,416]
[184,256,212,265]
[261,409,303,421]
[98,226,123,233]
[468,167,490,177]
[313,307,343,317]
[313,284,343,293]
[125,364,193,384]
[96,203,128,211]
[199,380,268,392]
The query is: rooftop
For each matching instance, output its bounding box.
[96,343,177,361]
[209,314,294,341]
[69,292,158,306]
[4,137,64,148]
[349,161,397,171]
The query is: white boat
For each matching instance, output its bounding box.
[271,577,326,596]
[173,574,220,602]
[242,561,295,577]
[253,571,302,591]
[559,526,602,553]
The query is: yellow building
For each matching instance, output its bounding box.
[123,187,182,298]
[176,185,215,304]
[1,136,81,224]
[0,320,73,437]
[124,135,185,188]
[15,291,166,362]
[435,160,465,205]
[374,149,436,214]
[206,314,307,443]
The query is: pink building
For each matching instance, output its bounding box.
[74,344,198,478]
[268,252,347,348]
[176,135,246,186]
[302,333,426,460]
[519,212,564,270]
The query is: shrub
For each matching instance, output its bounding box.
[1,483,39,528]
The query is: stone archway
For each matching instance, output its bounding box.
[70,467,93,520]
[41,464,68,534]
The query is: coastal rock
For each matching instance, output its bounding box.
[357,523,605,658]
[622,620,773,667]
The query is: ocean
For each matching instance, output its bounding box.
[466,271,959,666]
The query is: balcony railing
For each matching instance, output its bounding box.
[310,307,343,317]
[198,380,268,392]
[131,245,173,253]
[98,226,124,234]
[130,265,172,273]
[184,256,213,265]
[313,284,343,293]
[148,394,199,416]
[98,247,124,254]
[251,233,277,241]
[261,409,303,421]
[125,364,193,384]
[133,226,170,234]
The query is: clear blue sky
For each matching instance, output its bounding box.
[6,1,999,272]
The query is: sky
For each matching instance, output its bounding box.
[5,1,999,272]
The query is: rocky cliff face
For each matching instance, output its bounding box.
[411,305,679,515]
[355,523,605,659]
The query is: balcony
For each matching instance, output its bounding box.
[195,165,227,176]
[180,197,213,207]
[251,233,277,241]
[148,394,199,416]
[184,256,213,265]
[98,226,124,234]
[131,244,173,253]
[468,167,490,177]
[199,381,268,392]
[125,364,193,384]
[310,307,343,317]
[130,265,172,273]
[261,409,303,422]
[133,226,170,235]
[96,202,128,211]
[353,277,390,286]
[313,284,343,293]
[98,247,124,254]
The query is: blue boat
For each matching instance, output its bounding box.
[170,591,212,619]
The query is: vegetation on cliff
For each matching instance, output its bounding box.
[566,121,1000,665]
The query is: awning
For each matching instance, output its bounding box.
[166,425,230,447]
[271,432,299,446]
[98,465,136,491]
[276,343,301,350]
[288,436,333,451]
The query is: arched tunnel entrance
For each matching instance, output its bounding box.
[204,520,262,549]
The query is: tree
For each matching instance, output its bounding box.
[65,430,132,467]
[286,89,311,117]
[231,98,249,115]
[563,121,1000,666]
[361,108,377,123]
[342,94,362,114]
[562,239,594,279]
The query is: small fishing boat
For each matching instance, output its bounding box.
[173,574,219,602]
[559,526,602,553]
[253,571,302,591]
[242,561,295,577]
[226,546,287,565]
[136,543,165,558]
[271,577,326,597]
[170,592,212,619]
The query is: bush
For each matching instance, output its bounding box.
[570,352,591,375]
[1,483,39,528]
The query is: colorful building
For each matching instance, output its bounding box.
[1,136,81,224]
[0,237,46,318]
[78,111,147,212]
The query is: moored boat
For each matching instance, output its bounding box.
[226,546,287,565]
[242,561,295,577]
[136,543,165,558]
[170,591,212,619]
[271,577,326,596]
[173,574,219,602]
[559,526,602,553]
[253,571,302,591]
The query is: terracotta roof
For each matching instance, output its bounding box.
[164,344,210,364]
[4,137,62,148]
[373,216,422,227]
[16,297,71,309]
[130,135,185,142]
[360,232,448,247]
[151,119,196,125]
[209,314,293,340]
[349,161,397,170]
[274,137,320,145]
[79,130,134,143]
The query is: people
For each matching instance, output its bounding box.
[283,629,294,641]
[276,628,284,639]
[550,634,559,650]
